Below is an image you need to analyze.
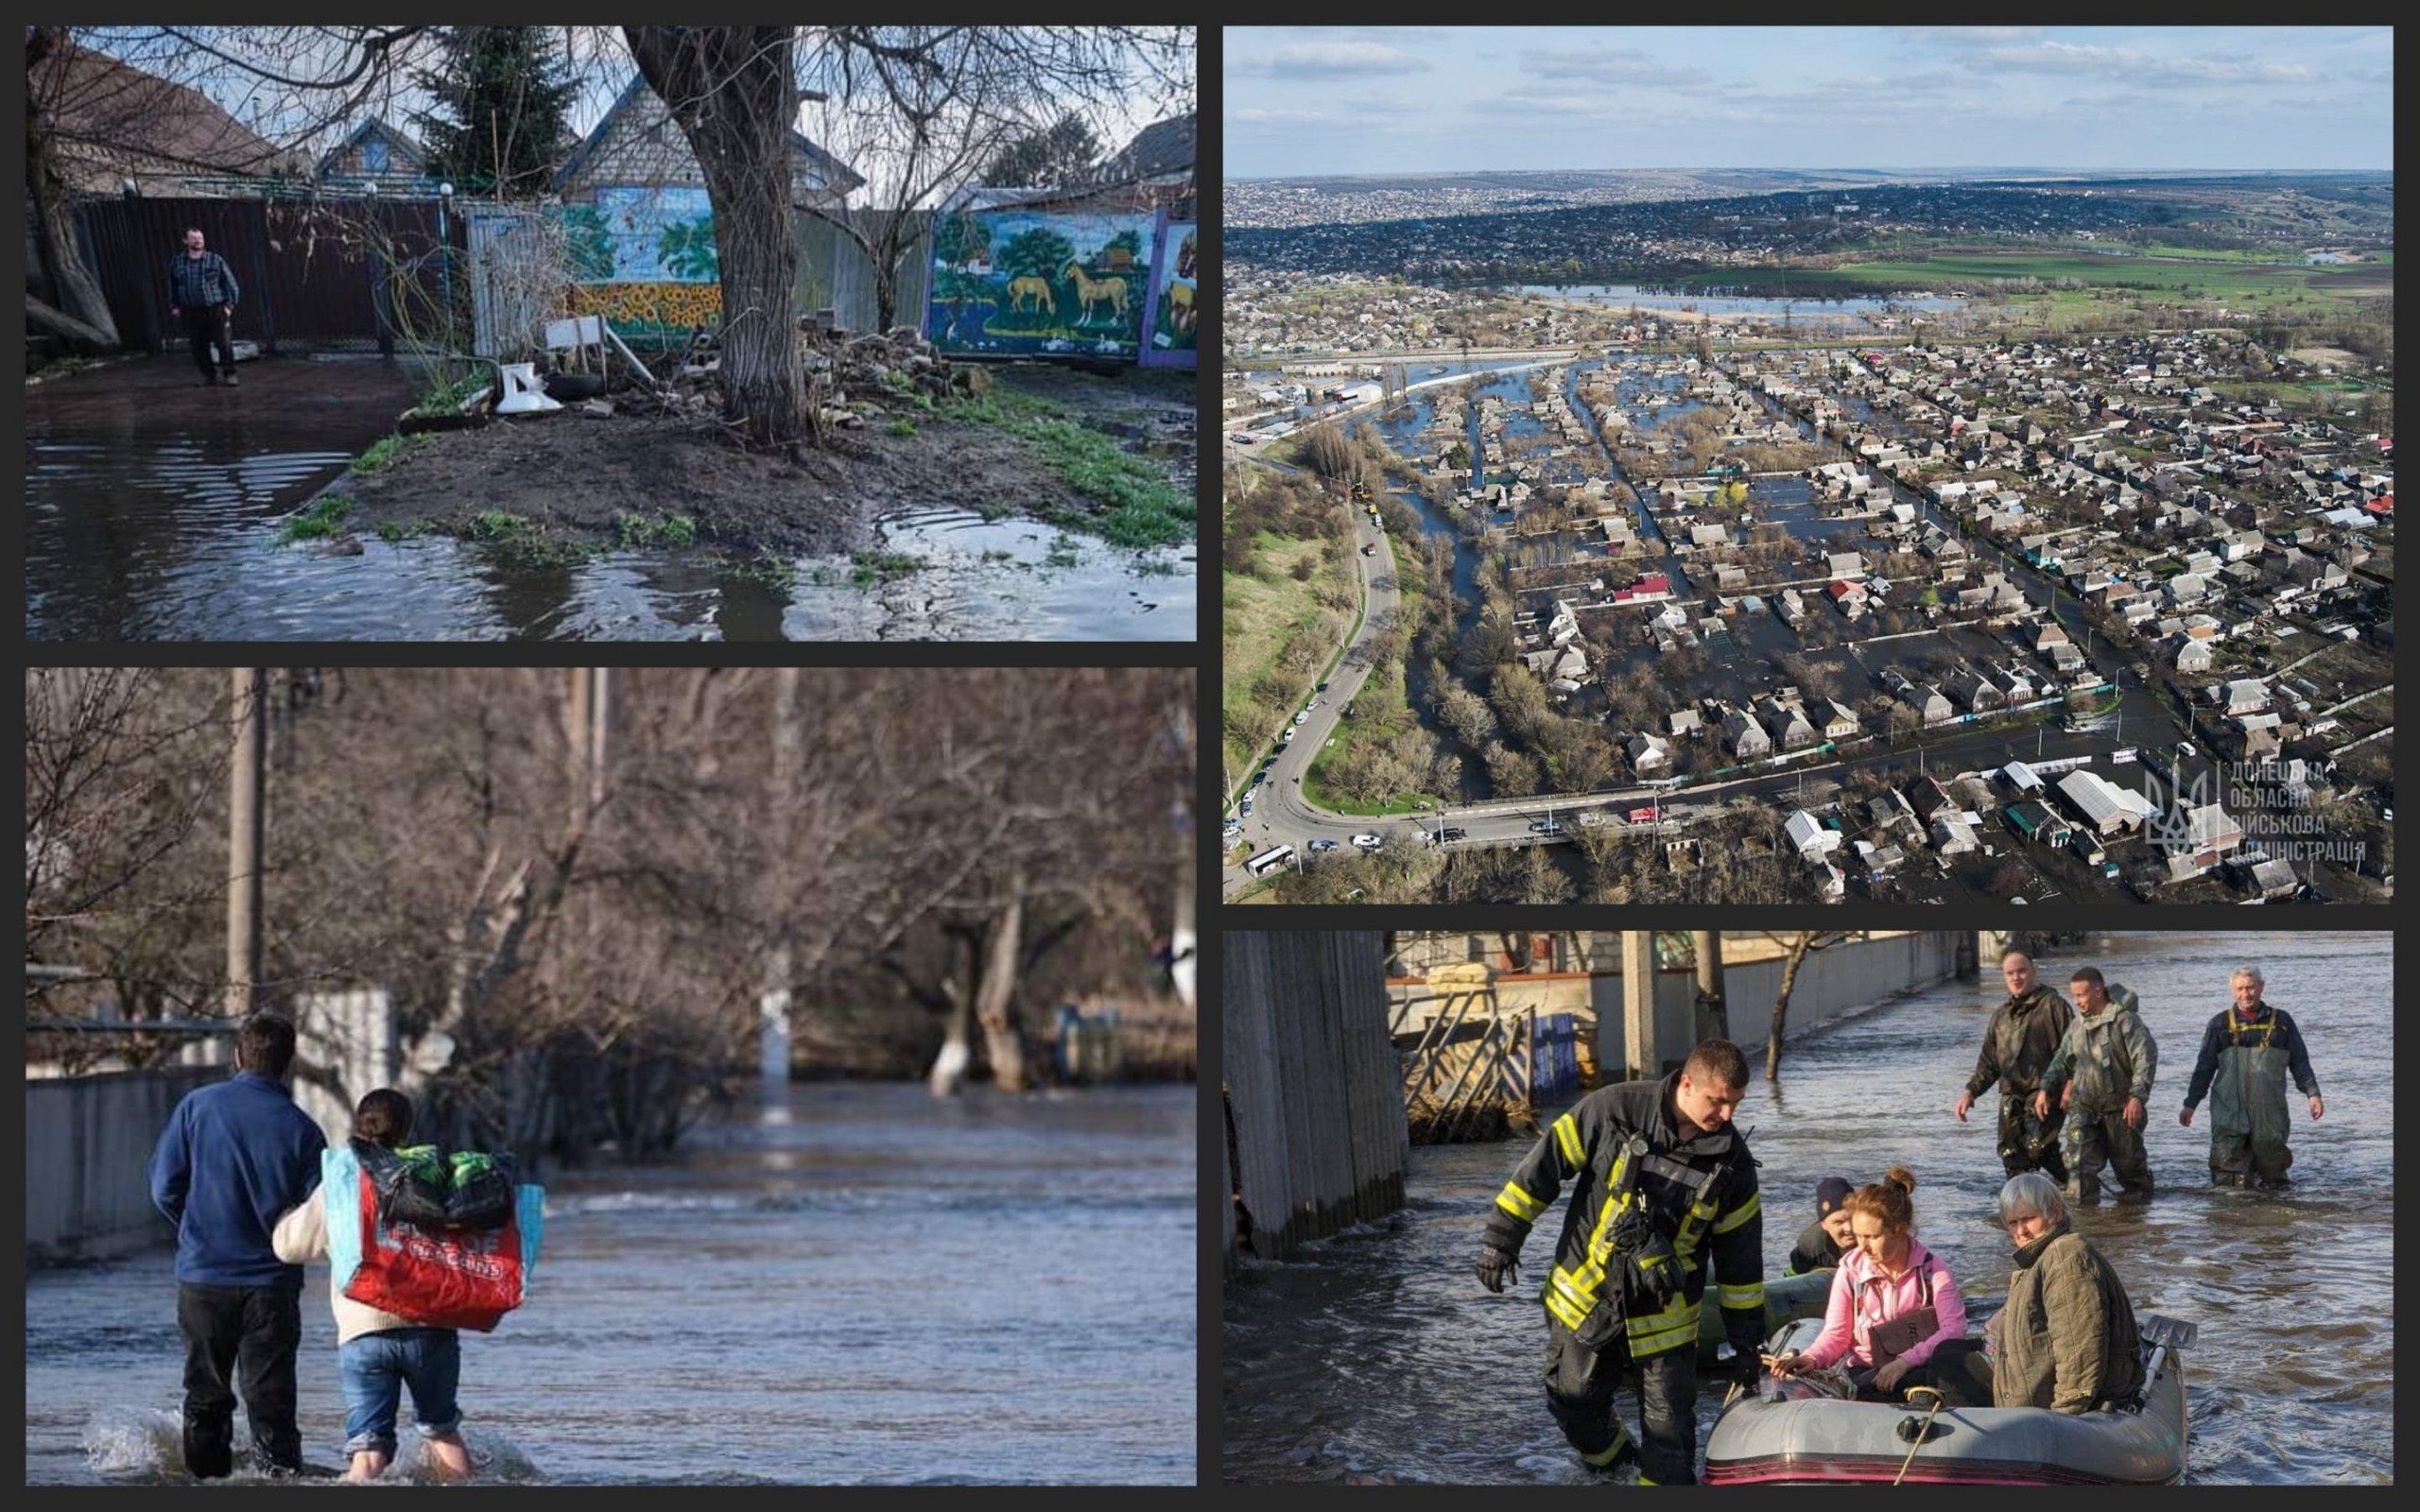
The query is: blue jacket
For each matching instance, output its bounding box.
[148,1072,327,1289]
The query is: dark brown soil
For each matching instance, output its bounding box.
[335,406,1099,558]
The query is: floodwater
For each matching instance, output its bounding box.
[1513,284,1967,323]
[27,1082,1196,1485]
[1222,933,2393,1485]
[25,356,1194,642]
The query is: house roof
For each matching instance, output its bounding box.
[315,115,426,178]
[555,75,863,198]
[1106,112,1194,183]
[33,42,296,178]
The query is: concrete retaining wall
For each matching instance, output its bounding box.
[1599,931,1964,1077]
[26,1068,217,1266]
[1224,931,1409,1269]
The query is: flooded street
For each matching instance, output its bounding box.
[1222,933,2392,1484]
[29,1082,1195,1485]
[26,357,1194,642]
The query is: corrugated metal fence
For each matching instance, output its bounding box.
[798,208,930,334]
[76,193,457,354]
[1223,932,1409,1269]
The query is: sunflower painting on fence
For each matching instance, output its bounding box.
[562,184,724,337]
[925,207,1154,360]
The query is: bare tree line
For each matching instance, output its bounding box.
[26,667,1194,1158]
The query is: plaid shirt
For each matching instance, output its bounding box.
[167,249,239,310]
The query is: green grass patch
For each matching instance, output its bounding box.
[719,550,797,590]
[1220,526,1354,784]
[276,494,353,543]
[939,387,1195,548]
[1044,534,1082,569]
[350,434,415,474]
[614,511,700,549]
[888,419,918,438]
[850,550,925,587]
[407,369,490,419]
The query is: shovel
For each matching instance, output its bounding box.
[2139,1312,2197,1389]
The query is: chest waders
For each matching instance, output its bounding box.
[2209,1013,2293,1182]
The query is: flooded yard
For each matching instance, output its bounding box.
[26,356,1196,642]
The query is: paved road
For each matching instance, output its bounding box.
[1225,477,1417,887]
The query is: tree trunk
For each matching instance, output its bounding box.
[25,30,124,350]
[1693,930,1728,1041]
[626,26,804,447]
[973,876,1027,1091]
[1766,937,1810,1082]
[26,294,116,352]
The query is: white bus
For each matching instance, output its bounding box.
[1244,845,1296,878]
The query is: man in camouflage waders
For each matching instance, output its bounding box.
[2181,965,2322,1189]
[2035,966,2157,1203]
[1952,949,2074,1185]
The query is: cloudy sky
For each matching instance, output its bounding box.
[1225,26,2393,178]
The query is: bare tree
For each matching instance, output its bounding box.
[1760,930,1851,1080]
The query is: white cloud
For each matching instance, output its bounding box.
[1524,44,1703,86]
[1974,39,2320,87]
[1230,41,1433,78]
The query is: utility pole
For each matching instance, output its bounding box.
[1692,930,1729,1040]
[1621,931,1659,1081]
[226,669,268,1019]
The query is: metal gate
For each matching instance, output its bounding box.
[74,193,458,354]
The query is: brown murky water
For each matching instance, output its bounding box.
[1222,933,2392,1484]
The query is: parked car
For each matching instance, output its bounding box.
[1528,818,1565,835]
[2176,740,2197,758]
[1293,711,1309,727]
[1350,833,1383,850]
[1307,838,1340,854]
[1361,542,1377,557]
[1439,826,1468,842]
[1239,798,1253,817]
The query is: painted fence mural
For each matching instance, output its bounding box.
[925,208,1158,360]
[562,185,724,335]
[1143,218,1197,369]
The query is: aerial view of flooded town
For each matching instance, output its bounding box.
[1221,26,2393,905]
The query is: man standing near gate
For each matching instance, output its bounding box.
[166,226,241,386]
[1474,1039,1764,1483]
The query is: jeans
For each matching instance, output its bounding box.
[337,1328,463,1458]
[177,1281,302,1478]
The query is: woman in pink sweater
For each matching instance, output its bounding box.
[1762,1166,1973,1401]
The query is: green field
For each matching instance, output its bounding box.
[1716,248,2391,319]
[1222,528,1351,791]
[1303,536,1438,816]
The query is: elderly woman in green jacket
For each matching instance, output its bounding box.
[1988,1173,2144,1415]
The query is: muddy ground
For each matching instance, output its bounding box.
[328,364,1196,559]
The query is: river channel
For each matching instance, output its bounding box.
[27,1082,1196,1485]
[1221,932,2393,1484]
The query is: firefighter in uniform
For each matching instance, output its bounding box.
[1474,1040,1764,1484]
[2181,964,2322,1188]
[1952,949,2074,1184]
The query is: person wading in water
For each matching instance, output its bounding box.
[1953,949,2074,1186]
[1474,1039,1765,1484]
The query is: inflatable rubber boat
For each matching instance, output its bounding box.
[1696,1268,1834,1373]
[1703,1313,2189,1485]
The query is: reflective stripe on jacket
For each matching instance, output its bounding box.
[1483,1072,1763,1360]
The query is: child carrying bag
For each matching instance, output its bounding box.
[322,1140,545,1332]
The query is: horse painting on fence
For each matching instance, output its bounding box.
[925,207,1155,359]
